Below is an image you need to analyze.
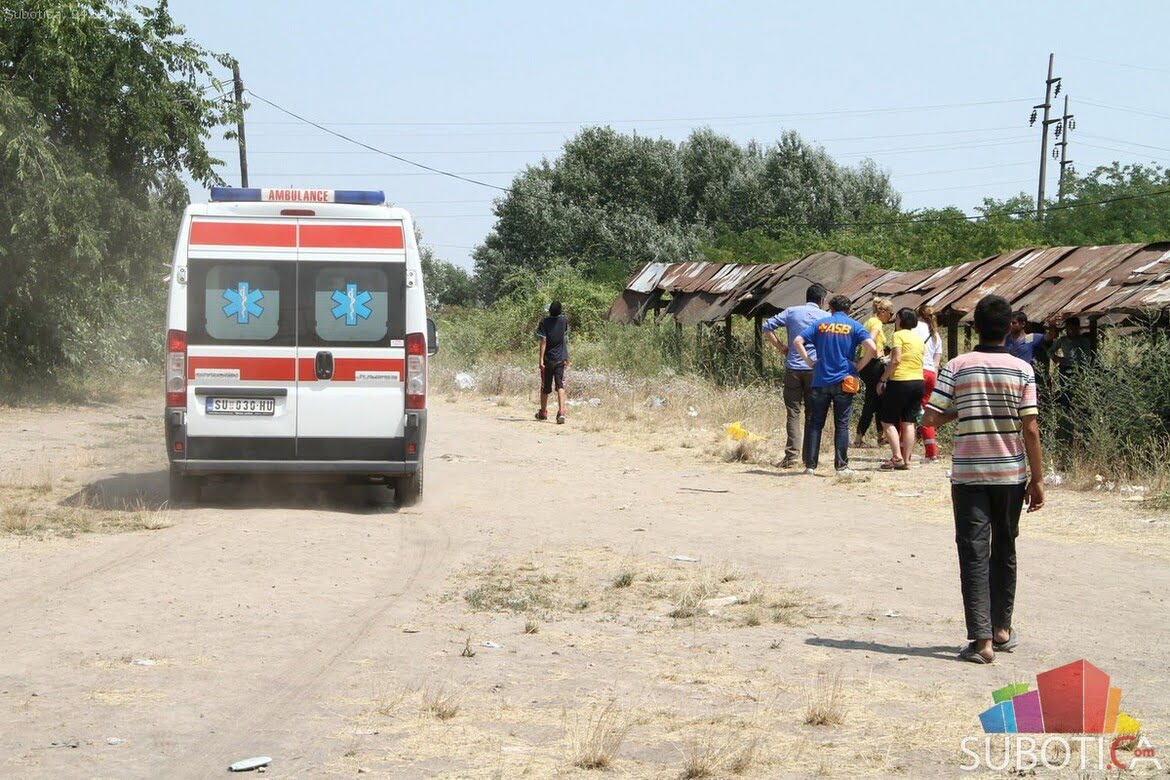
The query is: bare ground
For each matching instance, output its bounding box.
[1,387,1168,779]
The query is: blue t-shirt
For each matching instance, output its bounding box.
[1006,332,1044,364]
[798,312,872,388]
[762,302,827,371]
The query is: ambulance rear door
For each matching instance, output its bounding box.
[184,218,299,459]
[295,219,407,461]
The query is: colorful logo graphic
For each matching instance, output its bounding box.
[979,659,1140,735]
[223,282,264,324]
[331,283,372,326]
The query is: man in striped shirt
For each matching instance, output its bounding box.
[922,294,1045,665]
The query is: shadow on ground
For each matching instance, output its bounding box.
[806,636,958,662]
[63,471,397,514]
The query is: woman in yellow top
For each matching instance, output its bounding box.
[853,297,894,448]
[876,307,926,469]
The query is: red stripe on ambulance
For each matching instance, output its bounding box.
[187,356,296,381]
[189,221,297,247]
[300,224,404,249]
[298,358,405,382]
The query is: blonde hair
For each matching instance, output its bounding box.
[872,297,894,315]
[917,303,938,339]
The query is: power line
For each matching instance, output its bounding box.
[832,187,1170,230]
[237,92,1170,235]
[247,171,516,177]
[900,179,1034,195]
[245,90,511,192]
[1076,142,1170,165]
[1062,53,1170,76]
[1078,134,1170,155]
[1077,98,1170,122]
[895,161,1034,178]
[240,98,1035,128]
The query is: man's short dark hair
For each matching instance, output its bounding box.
[974,295,1012,342]
[548,301,562,317]
[828,294,852,314]
[1012,311,1028,324]
[1065,316,1081,328]
[897,307,918,330]
[806,283,828,304]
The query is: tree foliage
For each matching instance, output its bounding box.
[0,0,233,373]
[473,126,900,302]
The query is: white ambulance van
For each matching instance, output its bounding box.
[164,187,436,507]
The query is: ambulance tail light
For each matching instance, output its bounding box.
[166,329,187,408]
[405,332,426,410]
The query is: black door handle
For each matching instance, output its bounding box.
[315,351,334,380]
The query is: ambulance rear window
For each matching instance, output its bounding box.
[310,266,391,343]
[188,262,293,345]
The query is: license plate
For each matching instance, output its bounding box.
[206,397,275,416]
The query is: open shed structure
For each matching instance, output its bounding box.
[609,243,1170,371]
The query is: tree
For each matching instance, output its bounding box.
[420,245,477,310]
[0,0,234,372]
[473,127,898,303]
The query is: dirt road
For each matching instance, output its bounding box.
[1,394,1168,778]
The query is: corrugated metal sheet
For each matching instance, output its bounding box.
[612,243,1170,327]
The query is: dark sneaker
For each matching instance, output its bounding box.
[535,410,548,421]
[556,413,566,425]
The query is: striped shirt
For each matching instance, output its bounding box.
[926,346,1038,485]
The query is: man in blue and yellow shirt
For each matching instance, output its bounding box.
[792,295,878,475]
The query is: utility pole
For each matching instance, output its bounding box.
[232,60,249,188]
[1055,95,1076,202]
[1030,53,1062,220]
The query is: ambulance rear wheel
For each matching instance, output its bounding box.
[394,464,423,507]
[169,470,201,507]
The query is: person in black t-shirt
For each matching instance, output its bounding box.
[535,301,569,424]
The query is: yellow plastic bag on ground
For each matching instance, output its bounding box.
[725,421,764,442]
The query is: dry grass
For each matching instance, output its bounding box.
[564,700,631,770]
[612,570,635,589]
[523,617,540,634]
[680,728,762,778]
[803,671,847,727]
[421,681,462,721]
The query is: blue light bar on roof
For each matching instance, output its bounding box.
[210,187,385,206]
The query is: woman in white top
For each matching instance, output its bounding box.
[914,303,944,462]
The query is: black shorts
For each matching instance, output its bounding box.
[879,379,924,424]
[541,361,565,393]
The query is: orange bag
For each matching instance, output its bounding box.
[842,375,861,394]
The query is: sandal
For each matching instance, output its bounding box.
[880,458,905,470]
[959,642,994,664]
[993,629,1019,653]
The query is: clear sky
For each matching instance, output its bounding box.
[170,0,1170,270]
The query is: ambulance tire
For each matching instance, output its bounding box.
[169,470,202,507]
[394,463,423,507]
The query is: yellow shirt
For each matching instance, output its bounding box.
[863,316,886,355]
[891,328,925,381]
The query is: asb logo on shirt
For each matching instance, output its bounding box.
[817,322,855,335]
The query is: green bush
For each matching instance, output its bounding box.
[1047,329,1170,483]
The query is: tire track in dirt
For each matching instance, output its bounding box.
[166,511,453,778]
[0,518,220,615]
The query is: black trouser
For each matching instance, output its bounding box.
[951,482,1026,641]
[805,382,853,471]
[856,360,884,437]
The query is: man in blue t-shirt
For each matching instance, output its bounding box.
[761,283,828,468]
[792,295,878,474]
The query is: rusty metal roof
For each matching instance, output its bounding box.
[612,243,1170,326]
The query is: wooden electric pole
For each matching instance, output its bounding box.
[232,60,249,188]
[1056,96,1075,202]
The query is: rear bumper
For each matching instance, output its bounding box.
[173,459,418,476]
[166,410,426,478]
